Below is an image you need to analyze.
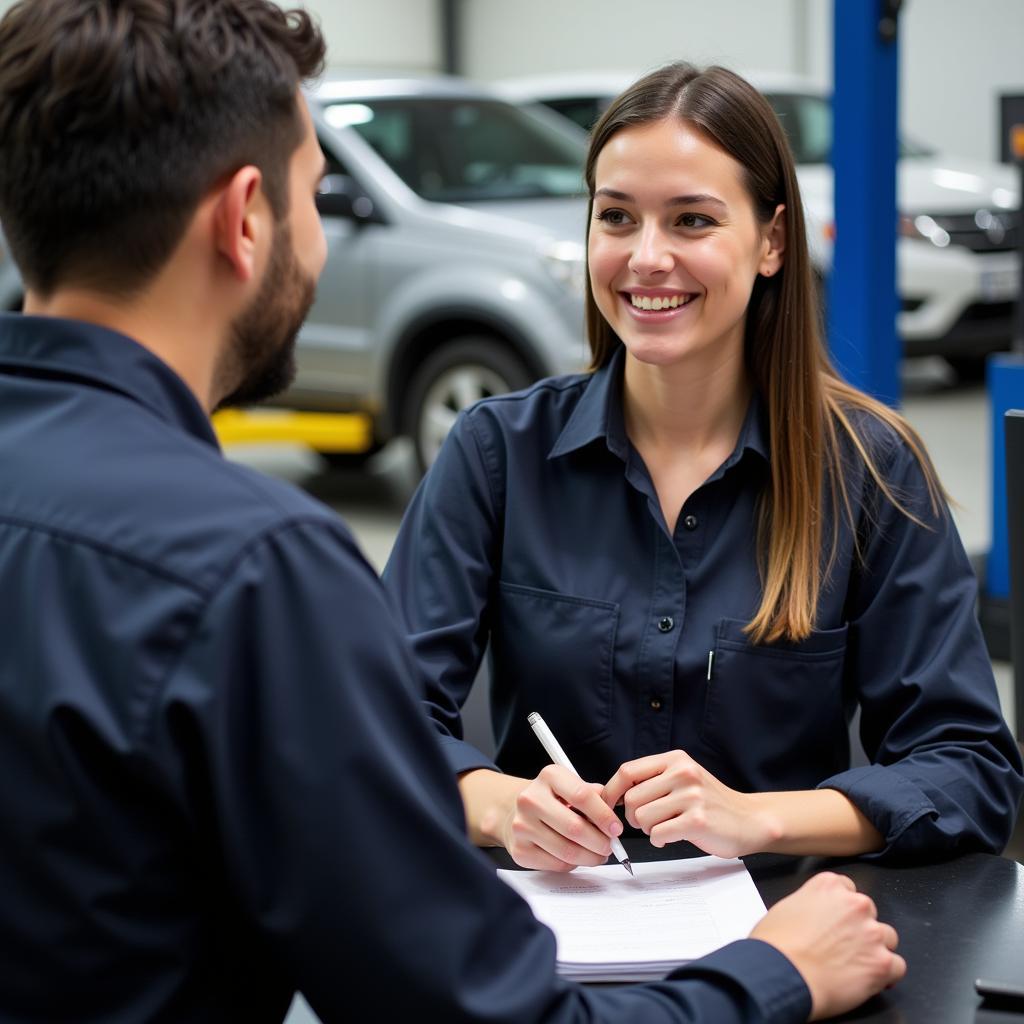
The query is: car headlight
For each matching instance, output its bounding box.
[899,214,950,247]
[539,239,586,297]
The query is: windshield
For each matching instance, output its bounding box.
[765,92,935,163]
[321,96,587,202]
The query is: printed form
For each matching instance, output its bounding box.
[498,856,766,981]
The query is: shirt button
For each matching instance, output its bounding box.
[650,697,662,710]
[657,616,674,633]
[683,514,699,531]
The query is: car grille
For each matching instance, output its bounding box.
[929,210,1019,253]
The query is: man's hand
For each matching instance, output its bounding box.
[751,872,906,1020]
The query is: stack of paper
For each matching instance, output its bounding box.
[498,856,767,982]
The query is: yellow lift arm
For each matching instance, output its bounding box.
[211,408,373,454]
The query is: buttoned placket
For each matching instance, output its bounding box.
[623,452,686,758]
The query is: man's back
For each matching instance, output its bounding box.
[0,314,351,1018]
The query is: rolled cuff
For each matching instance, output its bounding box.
[818,764,936,858]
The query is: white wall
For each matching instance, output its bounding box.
[463,0,815,84]
[303,0,439,72]
[461,0,1023,163]
[902,0,1024,161]
[0,0,1020,162]
[0,0,441,73]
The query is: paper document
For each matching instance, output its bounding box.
[498,856,766,982]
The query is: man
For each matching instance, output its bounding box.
[0,1,904,1021]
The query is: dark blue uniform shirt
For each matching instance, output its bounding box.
[384,347,1023,859]
[0,314,811,1023]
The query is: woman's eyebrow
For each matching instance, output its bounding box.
[594,187,727,210]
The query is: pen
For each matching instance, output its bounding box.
[527,711,633,876]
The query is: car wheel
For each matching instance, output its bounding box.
[403,337,533,472]
[319,448,381,472]
[945,354,989,383]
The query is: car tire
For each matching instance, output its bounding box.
[319,449,380,472]
[403,337,534,473]
[945,354,989,383]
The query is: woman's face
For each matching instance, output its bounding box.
[588,117,783,372]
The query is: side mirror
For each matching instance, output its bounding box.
[316,174,384,224]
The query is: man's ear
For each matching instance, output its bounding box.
[212,167,266,284]
[760,203,786,277]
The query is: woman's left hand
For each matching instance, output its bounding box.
[602,750,773,858]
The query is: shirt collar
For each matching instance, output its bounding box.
[0,314,220,449]
[548,345,630,460]
[548,343,771,467]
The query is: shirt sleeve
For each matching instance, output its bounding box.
[154,517,809,1024]
[818,433,1024,859]
[382,410,503,776]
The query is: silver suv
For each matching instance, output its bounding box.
[291,73,593,469]
[0,73,593,470]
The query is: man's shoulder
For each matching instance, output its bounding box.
[3,410,346,597]
[115,442,347,592]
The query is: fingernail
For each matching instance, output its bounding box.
[609,820,622,837]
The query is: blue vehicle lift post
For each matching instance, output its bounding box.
[828,0,902,406]
[982,120,1024,663]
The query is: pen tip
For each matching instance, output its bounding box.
[622,859,634,876]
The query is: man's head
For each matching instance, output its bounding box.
[216,100,325,409]
[0,0,325,299]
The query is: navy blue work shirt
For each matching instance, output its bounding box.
[384,346,1023,859]
[0,314,811,1023]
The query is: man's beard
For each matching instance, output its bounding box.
[216,222,316,410]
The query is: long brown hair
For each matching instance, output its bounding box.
[584,63,943,643]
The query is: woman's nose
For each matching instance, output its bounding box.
[628,224,674,277]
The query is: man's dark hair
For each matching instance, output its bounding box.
[0,0,325,296]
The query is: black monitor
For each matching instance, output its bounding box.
[1007,409,1024,740]
[999,93,1024,164]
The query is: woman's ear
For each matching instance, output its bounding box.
[760,203,786,277]
[211,166,266,284]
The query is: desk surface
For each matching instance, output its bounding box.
[488,842,1024,1023]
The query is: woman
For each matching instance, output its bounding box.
[382,63,1023,871]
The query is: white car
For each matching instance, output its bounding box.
[497,70,1021,378]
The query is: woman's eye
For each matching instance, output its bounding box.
[679,212,714,228]
[596,208,629,226]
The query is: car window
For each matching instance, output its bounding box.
[898,134,935,158]
[791,93,832,164]
[543,96,607,132]
[322,97,586,202]
[764,92,830,164]
[764,91,934,164]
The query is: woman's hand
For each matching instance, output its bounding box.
[499,764,625,871]
[602,749,773,858]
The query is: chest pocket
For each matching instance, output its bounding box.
[492,581,619,750]
[700,617,850,789]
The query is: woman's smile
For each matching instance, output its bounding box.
[621,288,700,321]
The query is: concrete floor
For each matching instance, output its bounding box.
[226,358,1022,1024]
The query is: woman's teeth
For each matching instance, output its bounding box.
[629,294,693,311]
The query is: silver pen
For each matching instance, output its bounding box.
[527,711,633,876]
